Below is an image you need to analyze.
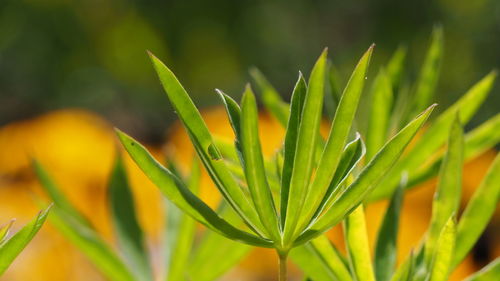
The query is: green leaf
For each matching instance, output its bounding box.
[216,89,244,165]
[296,104,436,244]
[283,49,328,246]
[0,206,51,275]
[148,52,265,236]
[344,205,376,281]
[48,206,137,281]
[463,258,500,281]
[375,174,407,281]
[452,153,500,269]
[370,70,497,201]
[390,251,415,281]
[295,45,373,238]
[426,216,456,281]
[0,220,14,245]
[117,130,273,247]
[166,161,200,281]
[189,204,251,281]
[404,112,500,188]
[366,68,393,161]
[33,159,89,226]
[386,45,407,90]
[313,134,365,221]
[240,86,280,241]
[281,72,307,225]
[291,235,352,281]
[424,116,463,266]
[250,67,290,126]
[109,156,152,281]
[410,26,443,116]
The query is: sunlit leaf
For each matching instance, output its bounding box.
[109,156,152,281]
[117,130,272,247]
[426,217,456,281]
[452,153,500,269]
[296,45,373,238]
[344,205,376,281]
[463,258,500,281]
[0,206,51,275]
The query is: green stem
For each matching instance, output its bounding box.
[278,250,289,281]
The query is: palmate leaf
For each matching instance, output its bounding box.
[241,86,281,240]
[290,235,352,281]
[166,161,200,281]
[375,174,407,281]
[452,152,500,269]
[117,130,272,247]
[344,205,376,281]
[424,115,463,266]
[296,104,436,244]
[109,156,152,281]
[148,52,266,236]
[463,258,500,281]
[370,70,497,201]
[0,205,51,275]
[283,49,328,246]
[294,45,374,239]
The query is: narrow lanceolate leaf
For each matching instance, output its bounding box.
[452,153,500,269]
[370,71,496,201]
[312,134,365,221]
[0,206,51,275]
[425,116,463,266]
[426,217,456,281]
[405,112,500,188]
[281,73,307,225]
[216,90,244,165]
[0,220,15,244]
[463,258,500,281]
[386,45,407,90]
[240,87,280,240]
[390,251,415,281]
[283,49,328,246]
[109,156,152,281]
[366,68,393,161]
[375,174,407,281]
[296,104,436,244]
[291,235,352,281]
[148,53,264,236]
[189,204,251,281]
[411,26,443,116]
[250,68,290,126]
[117,130,272,247]
[33,159,89,226]
[296,45,373,238]
[49,206,136,281]
[344,206,376,281]
[167,162,200,281]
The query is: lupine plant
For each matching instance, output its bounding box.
[0,205,50,276]
[34,157,252,281]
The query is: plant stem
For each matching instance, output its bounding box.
[278,250,288,281]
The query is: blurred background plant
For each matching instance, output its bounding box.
[0,0,499,280]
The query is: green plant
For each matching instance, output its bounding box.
[34,157,252,281]
[0,205,51,276]
[116,27,499,280]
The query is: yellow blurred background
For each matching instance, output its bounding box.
[0,108,497,280]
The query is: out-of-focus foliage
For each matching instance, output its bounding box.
[1,0,499,141]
